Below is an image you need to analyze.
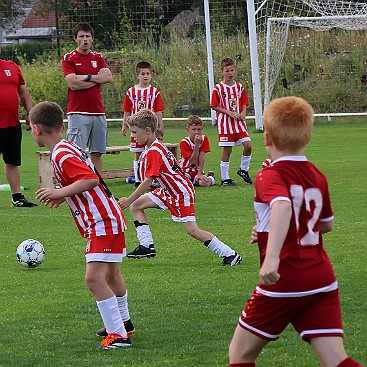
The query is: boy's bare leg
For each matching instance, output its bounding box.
[229,325,268,364]
[310,337,348,367]
[129,194,159,222]
[85,262,114,300]
[105,263,126,296]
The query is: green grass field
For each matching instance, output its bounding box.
[0,119,366,367]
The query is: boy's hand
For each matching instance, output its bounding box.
[194,134,203,145]
[121,125,127,136]
[36,188,65,207]
[118,197,132,209]
[250,225,258,244]
[259,256,280,286]
[229,111,245,121]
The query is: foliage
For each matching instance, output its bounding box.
[0,42,57,64]
[0,0,31,27]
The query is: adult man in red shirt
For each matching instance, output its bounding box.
[62,23,113,174]
[0,51,37,207]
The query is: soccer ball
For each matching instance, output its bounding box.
[16,239,45,268]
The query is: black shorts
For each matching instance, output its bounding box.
[0,124,22,166]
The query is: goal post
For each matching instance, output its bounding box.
[264,14,367,108]
[247,0,367,128]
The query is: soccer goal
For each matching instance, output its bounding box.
[247,0,367,129]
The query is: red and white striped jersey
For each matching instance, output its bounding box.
[138,140,195,207]
[122,85,164,114]
[254,156,336,296]
[210,81,249,134]
[52,140,127,239]
[179,135,211,171]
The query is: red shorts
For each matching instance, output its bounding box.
[147,189,196,222]
[85,232,126,263]
[130,136,145,153]
[218,130,251,147]
[238,288,343,342]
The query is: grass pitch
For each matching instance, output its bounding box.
[0,119,366,367]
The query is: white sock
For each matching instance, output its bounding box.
[240,155,252,171]
[208,176,215,185]
[96,295,127,337]
[220,161,230,180]
[117,292,130,322]
[207,236,235,257]
[136,224,154,248]
[133,160,140,182]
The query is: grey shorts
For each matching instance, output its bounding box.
[66,114,107,153]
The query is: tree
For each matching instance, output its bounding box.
[0,0,32,28]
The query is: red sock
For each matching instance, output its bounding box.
[229,363,256,367]
[337,358,364,367]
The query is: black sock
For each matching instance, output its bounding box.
[12,193,24,201]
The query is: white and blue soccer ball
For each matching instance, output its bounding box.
[16,239,45,268]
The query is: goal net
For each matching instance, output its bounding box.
[249,0,367,125]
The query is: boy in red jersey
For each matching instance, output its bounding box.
[228,97,363,367]
[179,115,215,187]
[29,101,134,350]
[210,57,252,187]
[118,109,241,266]
[62,23,113,174]
[122,61,164,187]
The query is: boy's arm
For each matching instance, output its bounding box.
[239,104,247,120]
[65,68,113,90]
[118,177,154,209]
[36,179,99,206]
[122,111,131,136]
[156,111,164,135]
[211,105,245,121]
[319,220,334,234]
[259,200,292,286]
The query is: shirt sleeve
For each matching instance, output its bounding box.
[201,135,211,153]
[121,93,132,112]
[153,93,164,112]
[210,88,220,108]
[62,56,75,77]
[58,154,99,183]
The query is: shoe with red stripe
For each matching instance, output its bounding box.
[97,333,132,350]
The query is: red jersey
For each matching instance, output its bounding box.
[0,59,26,128]
[52,140,127,238]
[121,85,164,114]
[210,81,249,135]
[138,140,195,207]
[179,135,211,171]
[254,156,336,296]
[62,49,108,115]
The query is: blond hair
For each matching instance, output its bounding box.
[187,115,203,127]
[128,109,158,132]
[263,96,314,152]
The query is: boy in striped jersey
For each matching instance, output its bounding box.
[121,61,165,187]
[179,115,215,187]
[118,109,241,266]
[30,101,134,350]
[210,57,252,187]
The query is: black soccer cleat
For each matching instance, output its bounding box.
[237,169,253,184]
[221,178,236,187]
[97,333,132,350]
[96,319,135,338]
[11,196,38,207]
[126,244,156,259]
[222,253,242,266]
